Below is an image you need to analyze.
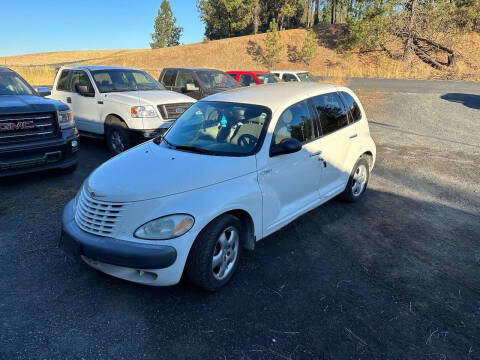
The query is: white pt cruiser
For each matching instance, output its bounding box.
[60,82,376,291]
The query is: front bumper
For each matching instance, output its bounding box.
[60,200,177,270]
[129,122,173,143]
[0,128,79,177]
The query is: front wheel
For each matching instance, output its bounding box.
[186,214,242,291]
[105,117,131,155]
[341,158,370,202]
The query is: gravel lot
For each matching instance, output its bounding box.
[1,79,479,360]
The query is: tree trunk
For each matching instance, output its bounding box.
[253,1,260,34]
[403,0,417,59]
[314,0,320,25]
[331,0,336,24]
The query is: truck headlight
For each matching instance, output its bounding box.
[131,105,157,118]
[134,214,195,240]
[58,110,75,130]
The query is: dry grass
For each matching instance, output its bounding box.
[2,28,479,86]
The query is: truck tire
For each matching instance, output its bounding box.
[105,116,131,155]
[186,214,243,291]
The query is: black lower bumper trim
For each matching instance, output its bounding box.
[60,200,177,269]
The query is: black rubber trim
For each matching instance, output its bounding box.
[60,200,177,269]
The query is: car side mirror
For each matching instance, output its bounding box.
[36,86,51,97]
[75,84,95,97]
[185,83,199,92]
[270,138,302,157]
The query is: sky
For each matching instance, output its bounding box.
[0,0,205,56]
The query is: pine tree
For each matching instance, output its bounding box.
[298,29,318,65]
[262,19,284,69]
[150,0,183,49]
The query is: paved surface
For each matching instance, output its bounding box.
[1,80,479,359]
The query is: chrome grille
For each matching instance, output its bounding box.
[158,102,193,120]
[0,112,58,144]
[75,188,126,237]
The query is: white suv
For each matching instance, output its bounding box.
[60,82,376,291]
[272,70,317,82]
[50,66,195,154]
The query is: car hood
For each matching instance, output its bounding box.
[104,90,195,106]
[86,142,257,202]
[0,95,67,115]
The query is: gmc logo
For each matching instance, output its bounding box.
[0,121,36,132]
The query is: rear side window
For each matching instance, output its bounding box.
[340,91,362,123]
[273,101,314,146]
[311,92,349,136]
[239,74,255,86]
[162,70,177,87]
[56,70,71,91]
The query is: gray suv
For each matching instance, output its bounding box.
[159,68,240,100]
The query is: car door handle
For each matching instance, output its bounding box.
[66,97,71,104]
[349,134,358,139]
[310,151,322,157]
[97,100,103,104]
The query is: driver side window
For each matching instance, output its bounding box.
[273,101,314,146]
[70,71,94,94]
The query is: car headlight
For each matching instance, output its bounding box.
[131,105,157,118]
[134,214,195,240]
[58,109,75,130]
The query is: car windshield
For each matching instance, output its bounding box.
[0,71,35,96]
[162,101,271,156]
[256,74,280,84]
[297,72,317,82]
[196,70,239,89]
[91,69,165,93]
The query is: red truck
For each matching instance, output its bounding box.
[226,71,283,86]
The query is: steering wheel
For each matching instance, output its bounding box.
[238,134,257,147]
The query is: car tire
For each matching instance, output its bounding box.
[105,116,131,155]
[341,157,370,202]
[186,214,243,291]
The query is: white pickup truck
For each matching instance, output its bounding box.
[50,66,195,154]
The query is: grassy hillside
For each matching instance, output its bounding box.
[3,26,479,85]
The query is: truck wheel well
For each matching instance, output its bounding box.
[104,114,127,133]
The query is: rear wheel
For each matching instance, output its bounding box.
[186,214,242,291]
[105,116,130,155]
[341,158,370,202]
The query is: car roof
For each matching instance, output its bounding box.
[203,81,342,110]
[164,67,225,72]
[273,70,309,74]
[0,66,13,72]
[227,71,270,75]
[60,65,141,71]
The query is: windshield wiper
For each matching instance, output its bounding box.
[174,145,215,155]
[153,135,173,147]
[153,136,214,155]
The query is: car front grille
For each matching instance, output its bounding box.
[157,102,193,120]
[75,188,127,237]
[0,112,58,144]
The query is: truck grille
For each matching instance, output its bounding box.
[158,102,193,120]
[0,112,58,144]
[75,188,127,237]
